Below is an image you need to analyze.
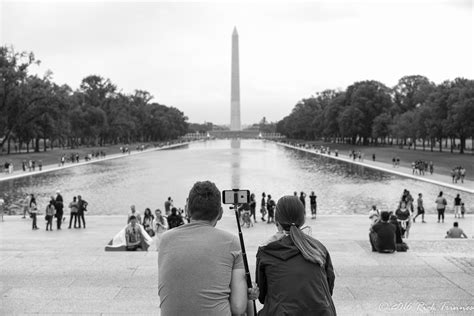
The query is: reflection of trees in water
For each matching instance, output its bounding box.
[231,139,241,189]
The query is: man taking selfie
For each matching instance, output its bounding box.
[158,180,257,315]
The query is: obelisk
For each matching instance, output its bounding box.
[230,27,241,131]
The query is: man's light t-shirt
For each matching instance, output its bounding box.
[158,221,244,316]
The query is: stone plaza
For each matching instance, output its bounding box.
[1,212,473,315]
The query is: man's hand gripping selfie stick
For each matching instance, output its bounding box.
[232,197,257,315]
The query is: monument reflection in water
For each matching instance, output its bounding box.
[1,139,472,216]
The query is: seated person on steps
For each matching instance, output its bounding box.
[445,222,468,239]
[369,211,396,253]
[126,216,144,251]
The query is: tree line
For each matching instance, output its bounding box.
[276,75,474,154]
[0,46,189,154]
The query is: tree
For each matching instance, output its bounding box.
[393,75,435,114]
[372,112,392,144]
[343,81,393,144]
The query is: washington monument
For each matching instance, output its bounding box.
[230,27,241,131]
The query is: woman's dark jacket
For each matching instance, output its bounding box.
[256,235,336,316]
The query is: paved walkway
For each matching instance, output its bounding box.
[277,143,474,194]
[0,142,191,183]
[1,214,473,315]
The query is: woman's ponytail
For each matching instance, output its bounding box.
[289,225,326,266]
[276,196,327,266]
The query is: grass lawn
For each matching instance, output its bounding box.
[285,139,474,181]
[0,143,147,170]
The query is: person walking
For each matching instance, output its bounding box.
[29,194,39,230]
[413,193,426,223]
[68,196,79,229]
[45,198,56,231]
[77,195,88,228]
[256,195,336,315]
[435,191,447,223]
[54,190,64,230]
[454,194,462,219]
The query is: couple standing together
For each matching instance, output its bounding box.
[158,181,336,316]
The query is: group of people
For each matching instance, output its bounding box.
[238,190,318,228]
[23,192,88,230]
[20,159,43,172]
[3,161,14,174]
[158,181,336,316]
[350,150,365,161]
[123,198,188,251]
[411,160,434,175]
[451,166,466,183]
[369,189,469,253]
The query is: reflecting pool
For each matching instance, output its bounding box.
[1,140,472,216]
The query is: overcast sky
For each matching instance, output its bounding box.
[1,0,472,125]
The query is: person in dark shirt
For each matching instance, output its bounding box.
[369,211,396,253]
[266,195,275,224]
[299,191,306,215]
[167,207,184,229]
[249,193,257,223]
[54,190,64,230]
[256,195,336,315]
[260,192,267,222]
[309,191,317,219]
[454,194,462,219]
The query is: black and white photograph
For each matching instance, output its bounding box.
[0,0,473,314]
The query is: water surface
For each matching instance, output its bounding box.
[1,140,472,216]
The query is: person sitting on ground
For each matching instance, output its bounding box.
[125,216,144,251]
[158,180,258,315]
[445,222,468,239]
[166,207,184,229]
[369,211,396,253]
[127,205,141,224]
[154,209,168,250]
[389,214,409,252]
[256,196,336,315]
[142,208,155,237]
[368,205,380,227]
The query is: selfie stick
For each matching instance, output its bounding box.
[233,194,257,315]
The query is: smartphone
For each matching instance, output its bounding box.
[222,189,250,205]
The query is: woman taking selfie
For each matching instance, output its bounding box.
[256,195,336,315]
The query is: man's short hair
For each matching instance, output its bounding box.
[380,211,390,222]
[187,181,221,221]
[129,215,136,221]
[454,222,458,227]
